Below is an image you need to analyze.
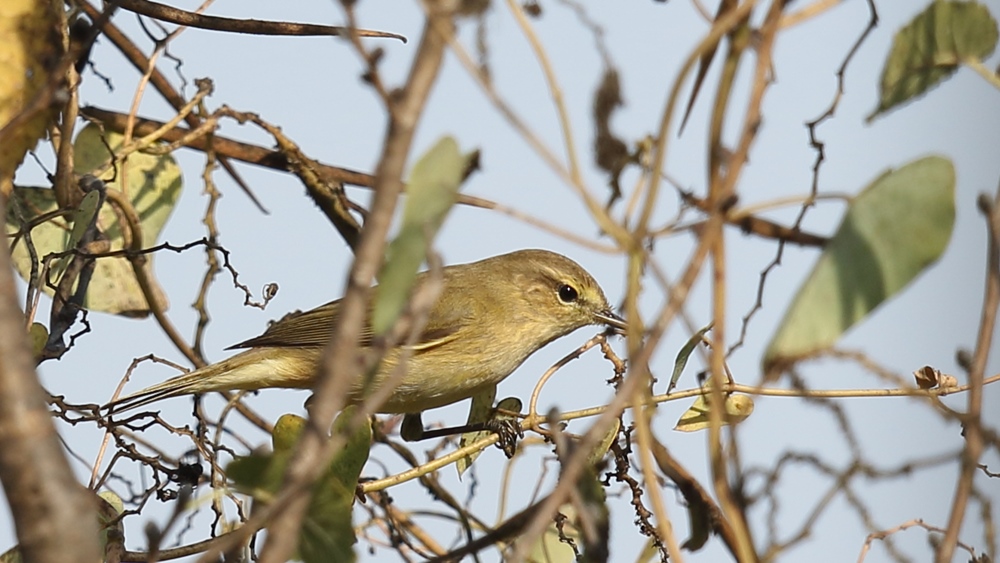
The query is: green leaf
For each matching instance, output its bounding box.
[45,189,103,282]
[324,407,372,494]
[301,408,370,563]
[227,409,370,563]
[667,323,712,394]
[456,385,498,478]
[67,190,101,251]
[763,156,955,378]
[28,323,47,359]
[4,123,181,317]
[372,136,471,334]
[273,413,308,451]
[869,1,998,120]
[225,453,278,502]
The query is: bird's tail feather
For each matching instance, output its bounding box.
[102,347,318,415]
[104,365,220,415]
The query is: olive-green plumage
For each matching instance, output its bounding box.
[105,249,625,415]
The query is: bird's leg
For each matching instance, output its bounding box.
[399,412,427,442]
[399,410,524,458]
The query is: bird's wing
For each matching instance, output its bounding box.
[405,304,469,351]
[226,295,471,351]
[226,299,364,349]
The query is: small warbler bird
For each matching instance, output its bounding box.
[105,249,625,429]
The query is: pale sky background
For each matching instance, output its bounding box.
[7,1,1000,561]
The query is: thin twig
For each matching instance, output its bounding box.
[936,185,1000,562]
[115,0,406,41]
[252,3,456,560]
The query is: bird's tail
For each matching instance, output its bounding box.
[103,364,221,415]
[103,347,319,415]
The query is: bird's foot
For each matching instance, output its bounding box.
[485,417,523,458]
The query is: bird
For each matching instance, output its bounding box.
[104,249,626,437]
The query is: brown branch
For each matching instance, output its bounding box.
[116,0,406,41]
[649,435,742,558]
[0,196,101,561]
[370,424,495,546]
[42,177,106,360]
[253,2,457,561]
[425,494,553,562]
[936,188,1000,561]
[120,531,233,561]
[728,0,878,358]
[81,105,377,188]
[53,34,83,211]
[103,189,194,364]
[81,105,621,250]
[634,0,756,238]
[76,2,281,431]
[707,2,789,559]
[107,102,367,248]
[100,191,272,432]
[681,191,827,247]
[510,216,719,561]
[76,0,268,212]
[860,519,981,563]
[245,116,362,250]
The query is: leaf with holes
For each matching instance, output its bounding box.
[5,124,181,316]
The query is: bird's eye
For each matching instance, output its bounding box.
[558,284,579,303]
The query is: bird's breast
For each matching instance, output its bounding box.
[358,336,536,414]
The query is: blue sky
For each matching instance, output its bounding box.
[7,1,1000,561]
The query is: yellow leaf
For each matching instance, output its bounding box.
[674,393,754,433]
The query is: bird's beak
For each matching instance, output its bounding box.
[594,309,627,335]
